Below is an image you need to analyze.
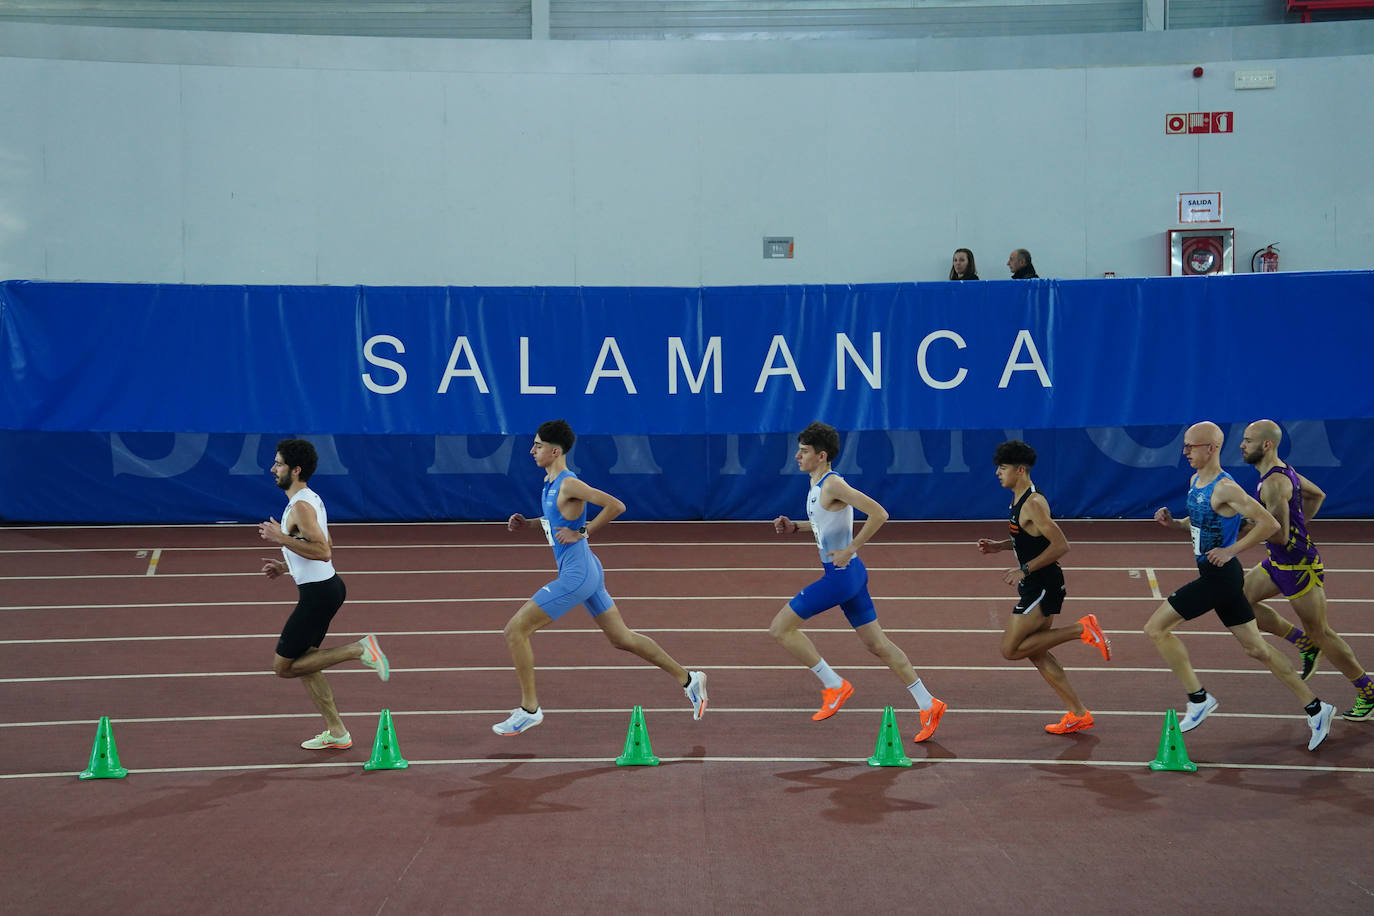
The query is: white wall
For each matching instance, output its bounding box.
[0,21,1370,284]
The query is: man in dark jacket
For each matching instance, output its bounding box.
[1007,249,1039,279]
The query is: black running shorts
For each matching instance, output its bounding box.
[276,574,347,659]
[1167,558,1253,627]
[1014,564,1067,617]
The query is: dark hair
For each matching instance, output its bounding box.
[276,438,319,482]
[993,439,1036,468]
[798,421,841,462]
[949,247,979,281]
[537,418,576,454]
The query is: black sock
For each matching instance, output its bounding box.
[1304,698,1322,717]
[522,705,538,714]
[1188,688,1208,704]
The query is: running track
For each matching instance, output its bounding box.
[1,520,1371,914]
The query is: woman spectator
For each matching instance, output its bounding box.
[949,248,979,281]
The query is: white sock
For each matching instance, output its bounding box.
[907,678,934,710]
[810,659,844,690]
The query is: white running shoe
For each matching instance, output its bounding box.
[684,670,708,720]
[301,729,352,749]
[1178,694,1219,733]
[1307,701,1336,751]
[359,634,390,682]
[492,707,544,736]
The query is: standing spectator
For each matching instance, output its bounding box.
[1008,249,1038,279]
[949,248,979,280]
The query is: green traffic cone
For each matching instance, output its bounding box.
[79,715,129,780]
[867,705,913,767]
[1149,708,1197,772]
[363,709,409,771]
[615,706,660,766]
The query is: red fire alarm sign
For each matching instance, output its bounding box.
[1165,112,1234,135]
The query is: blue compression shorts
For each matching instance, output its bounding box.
[531,543,614,620]
[788,557,878,628]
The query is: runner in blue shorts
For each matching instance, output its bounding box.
[771,422,946,743]
[494,419,707,736]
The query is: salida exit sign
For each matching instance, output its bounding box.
[1166,112,1234,134]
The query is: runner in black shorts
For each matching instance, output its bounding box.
[259,438,391,751]
[1142,421,1336,751]
[977,440,1110,735]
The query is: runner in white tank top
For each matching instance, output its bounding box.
[257,439,391,751]
[770,421,947,743]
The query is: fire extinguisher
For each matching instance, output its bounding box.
[1251,244,1279,273]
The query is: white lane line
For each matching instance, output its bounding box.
[3,627,1369,646]
[0,706,1341,728]
[4,756,1370,780]
[11,564,1317,581]
[0,664,1342,684]
[6,594,1373,612]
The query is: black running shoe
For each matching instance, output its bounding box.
[1299,646,1322,681]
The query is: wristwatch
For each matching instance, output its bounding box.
[1019,562,1030,575]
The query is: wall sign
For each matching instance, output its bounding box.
[1166,112,1234,134]
[1178,191,1221,223]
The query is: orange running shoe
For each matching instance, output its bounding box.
[1044,711,1094,734]
[812,679,854,721]
[1078,614,1111,662]
[913,697,947,742]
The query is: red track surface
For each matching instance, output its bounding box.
[2,520,1371,914]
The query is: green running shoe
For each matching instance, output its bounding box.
[1299,645,1322,681]
[1341,695,1374,722]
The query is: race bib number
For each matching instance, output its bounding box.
[1190,524,1202,556]
[539,517,555,547]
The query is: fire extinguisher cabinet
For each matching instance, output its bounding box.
[1168,228,1234,276]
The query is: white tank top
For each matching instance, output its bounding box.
[280,488,336,584]
[806,471,854,562]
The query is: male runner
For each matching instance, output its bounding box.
[976,440,1111,735]
[495,419,707,735]
[258,438,389,750]
[771,422,946,743]
[1239,419,1374,721]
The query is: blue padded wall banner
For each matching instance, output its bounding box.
[2,276,1371,522]
[3,274,1372,437]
